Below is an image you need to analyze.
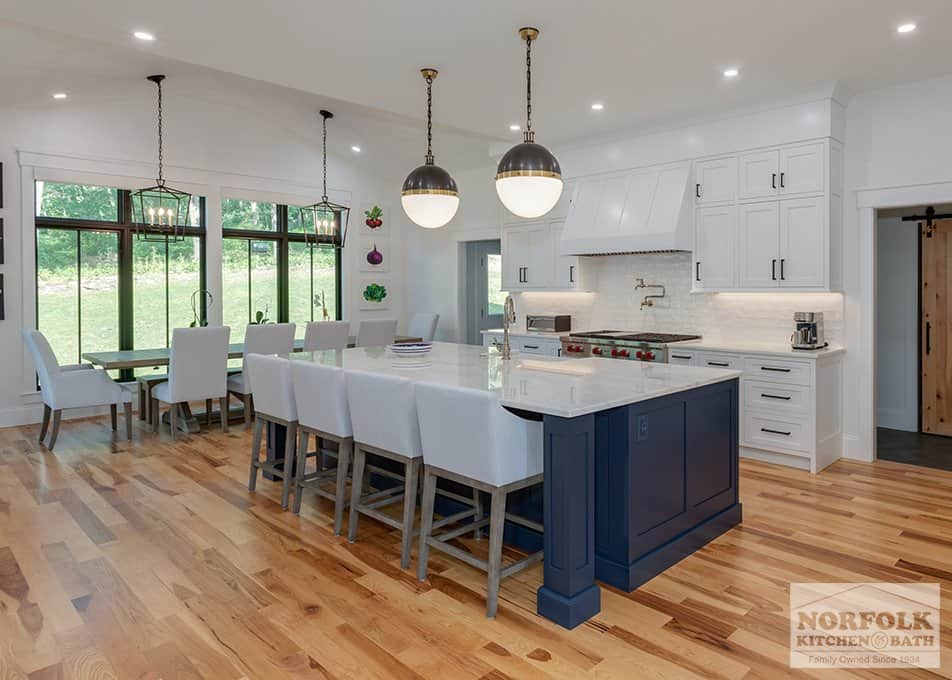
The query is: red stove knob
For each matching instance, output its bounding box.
[566,345,574,352]
[619,349,629,358]
[611,348,618,357]
[592,347,602,355]
[636,351,643,359]
[645,351,655,361]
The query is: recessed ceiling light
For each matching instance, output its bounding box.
[351,145,361,153]
[52,93,68,100]
[723,68,740,78]
[897,23,917,34]
[133,30,155,41]
[591,102,604,111]
[509,123,521,131]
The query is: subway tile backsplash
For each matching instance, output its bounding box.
[513,252,844,346]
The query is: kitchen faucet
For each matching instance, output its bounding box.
[499,294,517,360]
[636,278,666,310]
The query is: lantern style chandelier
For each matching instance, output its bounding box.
[301,110,349,248]
[131,75,192,242]
[401,68,459,229]
[495,28,563,219]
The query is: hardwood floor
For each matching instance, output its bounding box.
[2,416,952,679]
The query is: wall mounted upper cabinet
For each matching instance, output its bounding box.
[694,205,737,290]
[693,138,841,292]
[693,156,737,205]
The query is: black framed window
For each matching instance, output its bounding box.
[222,200,341,343]
[34,181,206,379]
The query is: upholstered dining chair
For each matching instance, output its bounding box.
[22,329,133,450]
[355,319,398,347]
[246,353,298,510]
[302,320,350,352]
[151,326,231,440]
[228,322,296,426]
[408,313,439,342]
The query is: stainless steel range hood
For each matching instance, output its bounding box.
[559,161,693,255]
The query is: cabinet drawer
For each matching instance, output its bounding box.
[668,351,696,366]
[695,352,742,370]
[744,380,810,418]
[743,357,812,386]
[742,412,810,454]
[518,339,560,357]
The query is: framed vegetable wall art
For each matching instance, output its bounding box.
[359,278,391,311]
[362,204,385,234]
[359,237,389,273]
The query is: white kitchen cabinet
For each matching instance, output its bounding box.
[481,331,562,357]
[779,196,825,288]
[550,220,594,291]
[501,222,551,290]
[738,150,779,200]
[739,202,781,288]
[694,205,737,290]
[687,346,844,473]
[693,156,737,205]
[779,142,824,196]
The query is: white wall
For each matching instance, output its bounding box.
[874,216,918,431]
[0,76,411,426]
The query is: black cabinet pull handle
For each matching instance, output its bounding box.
[926,321,932,355]
[780,172,785,188]
[671,354,692,360]
[771,173,777,189]
[771,259,777,281]
[761,393,792,401]
[695,261,701,282]
[523,344,539,350]
[569,265,575,283]
[762,427,791,436]
[696,183,701,199]
[780,258,786,281]
[524,267,529,283]
[707,361,730,367]
[761,366,791,373]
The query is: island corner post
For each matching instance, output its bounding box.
[534,377,742,629]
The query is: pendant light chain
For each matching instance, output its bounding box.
[155,77,164,184]
[525,33,534,143]
[322,113,328,201]
[425,72,434,165]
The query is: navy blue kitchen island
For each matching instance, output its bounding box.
[287,344,743,630]
[536,377,741,628]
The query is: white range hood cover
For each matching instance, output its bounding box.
[560,161,693,255]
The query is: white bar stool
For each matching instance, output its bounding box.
[229,323,296,426]
[415,381,544,618]
[246,353,298,510]
[345,370,424,568]
[290,360,353,534]
[302,321,350,351]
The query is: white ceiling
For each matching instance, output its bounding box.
[4,1,952,149]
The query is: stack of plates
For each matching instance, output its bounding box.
[388,342,433,356]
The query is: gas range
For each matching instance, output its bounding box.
[561,330,701,363]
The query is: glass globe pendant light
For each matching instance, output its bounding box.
[401,68,459,229]
[495,27,563,219]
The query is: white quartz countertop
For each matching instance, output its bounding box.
[480,328,566,339]
[676,341,845,359]
[289,342,741,418]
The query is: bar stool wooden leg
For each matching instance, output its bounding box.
[169,403,177,441]
[243,395,252,428]
[249,418,264,492]
[138,383,146,421]
[110,404,117,431]
[219,397,229,433]
[124,403,132,440]
[39,405,51,442]
[400,458,421,569]
[293,429,309,514]
[281,422,297,510]
[205,399,213,426]
[348,446,367,542]
[486,488,507,618]
[472,488,483,539]
[334,439,352,535]
[417,467,438,581]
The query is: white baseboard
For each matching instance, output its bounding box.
[740,446,811,472]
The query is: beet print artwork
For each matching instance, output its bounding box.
[364,205,383,229]
[366,244,383,266]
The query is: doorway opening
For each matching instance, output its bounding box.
[462,240,505,345]
[875,204,952,469]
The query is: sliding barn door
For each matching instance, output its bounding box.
[922,220,952,436]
